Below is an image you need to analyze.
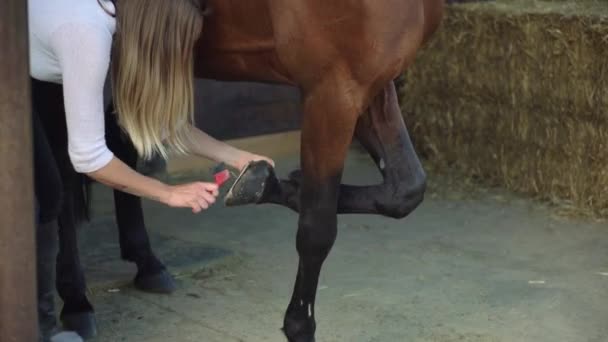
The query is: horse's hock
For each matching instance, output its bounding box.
[399,0,608,217]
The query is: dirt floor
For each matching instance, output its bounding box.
[74,132,608,342]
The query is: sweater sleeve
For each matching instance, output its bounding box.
[50,22,115,173]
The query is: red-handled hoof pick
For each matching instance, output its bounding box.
[212,162,232,187]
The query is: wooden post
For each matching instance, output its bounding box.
[0,0,39,341]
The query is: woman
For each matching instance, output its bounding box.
[29,0,273,339]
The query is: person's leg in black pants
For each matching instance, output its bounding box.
[31,80,95,339]
[34,111,61,341]
[33,108,64,227]
[32,78,175,340]
[104,104,175,293]
[32,109,69,341]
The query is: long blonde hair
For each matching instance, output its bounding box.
[111,0,204,159]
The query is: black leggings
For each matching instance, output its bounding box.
[33,103,63,225]
[32,80,64,337]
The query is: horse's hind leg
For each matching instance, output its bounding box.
[260,82,426,219]
[104,106,176,294]
[282,77,362,342]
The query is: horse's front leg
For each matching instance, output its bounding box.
[247,82,426,219]
[336,81,427,218]
[282,78,361,342]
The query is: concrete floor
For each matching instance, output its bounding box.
[77,133,608,342]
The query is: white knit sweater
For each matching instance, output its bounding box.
[29,0,116,173]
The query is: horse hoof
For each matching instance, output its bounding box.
[134,268,177,294]
[281,328,316,342]
[224,160,278,206]
[282,315,316,342]
[60,311,97,340]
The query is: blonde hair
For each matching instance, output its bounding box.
[111,0,204,159]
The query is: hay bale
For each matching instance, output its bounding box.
[400,0,608,217]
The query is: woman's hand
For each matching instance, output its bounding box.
[235,152,275,171]
[87,158,220,214]
[163,182,219,213]
[185,126,276,172]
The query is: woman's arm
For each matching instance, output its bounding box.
[53,23,217,213]
[90,157,169,201]
[185,125,275,170]
[88,157,218,213]
[91,125,275,210]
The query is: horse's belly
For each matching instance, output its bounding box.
[195,52,293,85]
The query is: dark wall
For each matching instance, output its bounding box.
[193,79,302,140]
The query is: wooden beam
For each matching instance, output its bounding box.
[0,0,38,341]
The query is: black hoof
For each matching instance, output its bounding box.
[134,268,177,294]
[282,328,316,342]
[60,311,97,340]
[282,315,316,342]
[224,160,279,206]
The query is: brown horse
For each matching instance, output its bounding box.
[194,1,444,341]
[48,0,445,340]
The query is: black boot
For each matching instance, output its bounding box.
[133,253,176,294]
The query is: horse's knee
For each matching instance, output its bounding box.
[377,174,427,219]
[296,210,338,258]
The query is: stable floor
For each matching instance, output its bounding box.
[76,132,608,342]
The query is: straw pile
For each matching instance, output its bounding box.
[399,0,608,217]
